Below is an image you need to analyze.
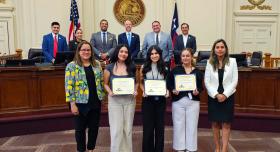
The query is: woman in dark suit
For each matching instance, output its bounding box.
[69,29,84,52]
[65,41,105,152]
[139,45,169,152]
[204,39,238,152]
[168,48,203,152]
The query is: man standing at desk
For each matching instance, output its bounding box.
[90,19,117,61]
[42,22,68,63]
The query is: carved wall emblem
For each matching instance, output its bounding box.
[113,0,145,27]
[240,0,272,10]
[0,0,6,4]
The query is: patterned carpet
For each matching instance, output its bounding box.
[0,126,280,152]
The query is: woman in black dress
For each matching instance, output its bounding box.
[69,29,84,52]
[204,39,238,152]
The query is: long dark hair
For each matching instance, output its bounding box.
[209,39,229,71]
[73,41,98,67]
[110,44,134,75]
[142,45,167,76]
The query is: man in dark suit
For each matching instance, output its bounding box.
[90,19,117,61]
[174,23,197,64]
[118,20,140,61]
[42,22,68,63]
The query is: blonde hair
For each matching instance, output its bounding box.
[181,48,195,67]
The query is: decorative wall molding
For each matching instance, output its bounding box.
[0,0,15,54]
[0,0,5,4]
[234,11,278,16]
[240,0,272,10]
[13,0,280,58]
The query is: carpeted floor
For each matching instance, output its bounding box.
[1,126,280,152]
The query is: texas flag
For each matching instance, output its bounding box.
[170,2,179,69]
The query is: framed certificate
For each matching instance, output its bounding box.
[175,74,196,91]
[112,77,135,95]
[144,80,166,96]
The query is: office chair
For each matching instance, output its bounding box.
[134,50,145,65]
[251,51,263,66]
[28,48,45,63]
[196,51,211,67]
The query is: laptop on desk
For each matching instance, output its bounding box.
[5,59,35,67]
[54,51,74,65]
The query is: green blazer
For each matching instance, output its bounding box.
[65,61,105,103]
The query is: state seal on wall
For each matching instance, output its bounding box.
[0,0,6,4]
[113,0,145,27]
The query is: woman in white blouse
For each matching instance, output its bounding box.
[204,39,238,152]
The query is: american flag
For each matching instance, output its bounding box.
[68,0,81,42]
[170,1,179,69]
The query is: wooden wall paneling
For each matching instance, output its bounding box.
[199,88,208,112]
[235,70,249,113]
[39,70,67,109]
[0,72,33,112]
[31,70,40,109]
[0,66,280,118]
[246,71,278,113]
[135,65,142,110]
[275,74,280,111]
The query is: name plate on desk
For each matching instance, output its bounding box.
[175,74,196,91]
[112,77,135,95]
[144,80,166,96]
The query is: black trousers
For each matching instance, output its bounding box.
[142,96,166,152]
[74,108,101,152]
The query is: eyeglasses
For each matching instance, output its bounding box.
[80,49,91,52]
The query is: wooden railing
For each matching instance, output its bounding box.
[263,53,280,68]
[0,49,23,65]
[241,52,279,68]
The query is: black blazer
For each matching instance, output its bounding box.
[69,39,84,52]
[174,34,197,64]
[118,32,140,60]
[167,65,203,102]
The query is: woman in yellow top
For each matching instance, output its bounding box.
[65,41,105,152]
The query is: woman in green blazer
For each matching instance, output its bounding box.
[65,41,105,152]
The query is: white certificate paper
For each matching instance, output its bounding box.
[112,77,135,95]
[144,80,166,96]
[175,74,196,91]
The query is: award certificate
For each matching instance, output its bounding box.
[175,74,196,91]
[112,77,135,95]
[144,80,166,96]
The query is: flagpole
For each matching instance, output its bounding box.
[170,0,179,69]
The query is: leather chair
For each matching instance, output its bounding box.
[28,48,45,63]
[196,51,211,67]
[134,50,145,65]
[251,51,263,66]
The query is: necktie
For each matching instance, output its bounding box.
[127,33,131,46]
[53,35,58,58]
[102,32,106,48]
[156,33,159,45]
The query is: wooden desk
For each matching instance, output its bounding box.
[0,66,280,118]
